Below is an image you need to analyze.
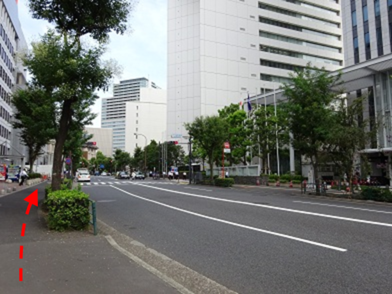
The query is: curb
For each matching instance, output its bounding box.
[0,181,47,199]
[98,219,238,294]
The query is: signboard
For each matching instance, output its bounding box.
[100,164,105,169]
[171,134,182,138]
[224,142,231,154]
[65,158,72,165]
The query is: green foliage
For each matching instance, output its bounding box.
[214,178,234,187]
[280,174,291,181]
[45,190,90,231]
[12,88,57,171]
[45,185,53,199]
[29,0,133,42]
[185,115,228,181]
[268,179,276,183]
[218,104,251,165]
[28,173,42,179]
[279,179,288,184]
[114,149,132,171]
[360,187,392,202]
[61,178,73,190]
[292,180,302,184]
[268,174,280,181]
[282,65,342,194]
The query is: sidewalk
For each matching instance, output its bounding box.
[0,183,179,294]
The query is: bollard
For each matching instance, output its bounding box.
[289,180,293,188]
[276,180,280,187]
[256,179,260,186]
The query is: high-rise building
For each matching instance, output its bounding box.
[342,0,391,66]
[101,78,159,152]
[167,0,343,139]
[0,0,27,164]
[85,127,113,158]
[125,87,167,156]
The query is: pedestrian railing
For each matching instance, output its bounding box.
[88,199,97,236]
[301,182,328,195]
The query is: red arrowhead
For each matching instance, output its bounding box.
[24,190,38,215]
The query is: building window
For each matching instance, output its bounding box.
[364,32,371,60]
[376,27,383,56]
[374,0,380,16]
[363,5,368,22]
[352,10,357,26]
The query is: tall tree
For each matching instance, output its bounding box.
[218,104,251,166]
[113,149,131,171]
[26,0,134,190]
[324,97,376,193]
[185,116,228,181]
[12,88,57,171]
[282,65,341,195]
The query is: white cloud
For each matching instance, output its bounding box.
[18,0,168,127]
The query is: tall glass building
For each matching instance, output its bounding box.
[101,78,159,152]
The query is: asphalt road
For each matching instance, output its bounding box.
[85,176,392,294]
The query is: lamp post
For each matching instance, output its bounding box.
[134,133,147,174]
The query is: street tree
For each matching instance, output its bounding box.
[113,149,131,171]
[131,147,144,171]
[185,115,228,181]
[26,0,134,190]
[324,97,376,193]
[12,88,57,171]
[218,104,251,166]
[167,144,185,168]
[282,65,341,195]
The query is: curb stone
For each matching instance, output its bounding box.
[98,219,238,294]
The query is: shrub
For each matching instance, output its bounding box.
[360,187,392,202]
[280,174,291,181]
[268,179,276,183]
[293,175,303,181]
[45,190,90,231]
[61,178,73,190]
[213,175,219,180]
[279,179,288,184]
[215,178,234,187]
[45,185,52,199]
[28,173,42,179]
[269,174,279,181]
[292,180,301,184]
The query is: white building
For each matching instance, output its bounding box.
[125,87,167,156]
[167,0,343,139]
[101,77,159,152]
[85,127,113,157]
[0,0,28,166]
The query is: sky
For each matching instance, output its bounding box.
[17,0,168,127]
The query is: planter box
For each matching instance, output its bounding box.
[26,178,42,186]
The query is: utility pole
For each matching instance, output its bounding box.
[189,137,192,185]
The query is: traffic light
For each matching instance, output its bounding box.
[167,141,178,145]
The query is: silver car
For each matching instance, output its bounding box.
[77,171,91,182]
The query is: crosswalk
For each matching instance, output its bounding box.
[79,181,175,186]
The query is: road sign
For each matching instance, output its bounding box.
[65,158,72,165]
[224,142,231,153]
[100,164,105,169]
[171,134,182,138]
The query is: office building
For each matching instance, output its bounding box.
[85,127,113,157]
[0,0,27,164]
[101,77,159,152]
[167,0,343,139]
[125,87,167,156]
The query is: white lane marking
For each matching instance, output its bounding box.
[108,182,113,185]
[132,183,392,228]
[101,182,106,185]
[293,201,392,214]
[93,182,98,185]
[86,183,91,186]
[115,182,120,184]
[184,187,213,192]
[110,186,346,252]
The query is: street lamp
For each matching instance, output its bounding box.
[134,133,147,174]
[182,135,192,185]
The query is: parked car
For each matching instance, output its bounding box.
[101,172,107,176]
[134,172,145,180]
[117,171,130,179]
[77,171,91,182]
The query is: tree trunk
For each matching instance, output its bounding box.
[208,154,214,182]
[51,99,73,191]
[28,147,35,173]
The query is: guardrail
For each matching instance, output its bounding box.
[88,199,97,236]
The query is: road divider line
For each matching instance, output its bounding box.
[131,183,392,228]
[111,186,347,252]
[293,201,392,214]
[184,187,213,192]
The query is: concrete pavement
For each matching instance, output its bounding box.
[0,183,180,294]
[85,178,392,294]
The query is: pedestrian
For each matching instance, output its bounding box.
[168,171,173,180]
[225,170,229,178]
[131,171,136,180]
[19,169,28,186]
[183,171,187,180]
[175,170,179,180]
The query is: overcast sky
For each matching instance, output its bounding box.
[18,0,168,127]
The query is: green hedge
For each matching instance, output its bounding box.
[28,173,42,179]
[214,178,234,187]
[292,180,302,184]
[360,187,392,203]
[45,190,90,231]
[279,179,288,184]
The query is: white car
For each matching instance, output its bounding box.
[77,172,91,182]
[101,172,107,176]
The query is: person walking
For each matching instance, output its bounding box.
[19,169,28,186]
